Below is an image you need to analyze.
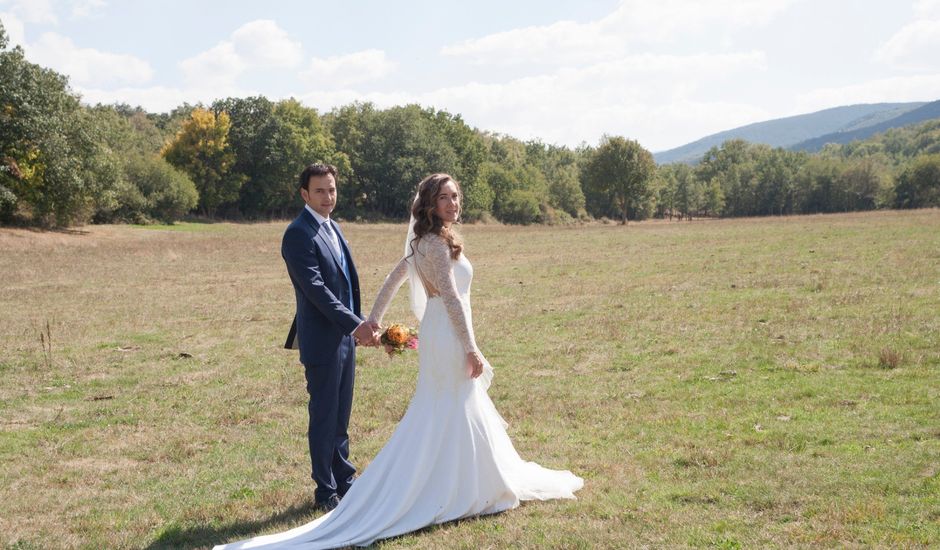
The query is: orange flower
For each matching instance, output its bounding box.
[380,324,419,357]
[385,324,409,346]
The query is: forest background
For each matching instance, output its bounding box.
[3,21,940,229]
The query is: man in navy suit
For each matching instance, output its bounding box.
[282,163,379,512]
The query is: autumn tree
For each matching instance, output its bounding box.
[162,107,239,216]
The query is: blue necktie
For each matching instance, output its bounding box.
[325,220,354,310]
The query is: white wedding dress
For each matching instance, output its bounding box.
[215,233,582,549]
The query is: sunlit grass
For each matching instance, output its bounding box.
[1,209,938,548]
[130,221,234,233]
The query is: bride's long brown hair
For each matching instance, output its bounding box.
[409,173,463,260]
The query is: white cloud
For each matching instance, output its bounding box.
[231,19,302,68]
[599,0,800,42]
[796,74,940,113]
[26,31,153,87]
[75,45,768,151]
[76,84,253,112]
[0,11,26,46]
[442,0,799,66]
[442,19,625,66]
[433,1,775,148]
[297,50,769,151]
[875,10,940,70]
[597,51,767,75]
[71,0,106,19]
[302,49,397,88]
[915,0,940,18]
[0,0,56,24]
[180,19,302,88]
[180,41,244,87]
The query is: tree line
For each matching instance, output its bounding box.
[656,124,940,220]
[2,22,938,228]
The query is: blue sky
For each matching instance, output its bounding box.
[2,0,940,152]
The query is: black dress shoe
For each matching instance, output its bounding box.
[314,493,341,512]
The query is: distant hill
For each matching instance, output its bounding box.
[789,99,940,152]
[654,102,926,164]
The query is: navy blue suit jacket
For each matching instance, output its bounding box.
[282,209,362,366]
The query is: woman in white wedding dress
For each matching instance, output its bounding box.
[215,174,582,549]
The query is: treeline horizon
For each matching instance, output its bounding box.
[2,21,939,229]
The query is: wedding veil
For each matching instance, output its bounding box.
[405,194,428,322]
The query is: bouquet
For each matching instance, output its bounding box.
[380,324,418,356]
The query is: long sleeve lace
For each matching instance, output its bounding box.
[368,235,479,355]
[418,235,479,354]
[367,257,409,325]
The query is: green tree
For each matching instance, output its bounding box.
[696,140,759,217]
[504,165,548,223]
[752,148,803,216]
[0,23,119,226]
[838,157,888,211]
[670,163,701,220]
[214,96,347,218]
[895,154,940,208]
[524,141,585,219]
[326,103,482,220]
[461,175,494,221]
[162,107,240,216]
[501,189,542,224]
[581,136,655,223]
[479,161,515,217]
[652,164,679,219]
[546,163,586,219]
[703,177,725,217]
[795,156,844,214]
[123,155,198,223]
[83,105,178,223]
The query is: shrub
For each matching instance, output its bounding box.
[122,155,198,223]
[0,183,16,223]
[499,189,542,224]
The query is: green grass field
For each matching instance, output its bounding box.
[1,209,938,549]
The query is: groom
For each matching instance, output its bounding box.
[282,163,379,512]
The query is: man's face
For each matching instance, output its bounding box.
[301,174,337,218]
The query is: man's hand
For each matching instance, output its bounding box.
[353,321,380,346]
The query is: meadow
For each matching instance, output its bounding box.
[1,209,938,549]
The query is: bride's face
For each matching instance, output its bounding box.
[433,180,460,226]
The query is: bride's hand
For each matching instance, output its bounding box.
[466,351,484,379]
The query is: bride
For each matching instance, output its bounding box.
[215,173,583,549]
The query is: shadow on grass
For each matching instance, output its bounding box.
[146,501,318,550]
[23,226,91,235]
[146,502,505,550]
[375,512,505,546]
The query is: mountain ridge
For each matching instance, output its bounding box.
[654,101,930,164]
[789,99,940,152]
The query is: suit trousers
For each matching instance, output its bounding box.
[304,334,357,502]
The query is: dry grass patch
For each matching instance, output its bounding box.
[1,210,939,548]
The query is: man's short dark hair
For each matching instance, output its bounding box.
[299,163,338,190]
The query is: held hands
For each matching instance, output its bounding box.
[353,321,382,347]
[466,351,484,379]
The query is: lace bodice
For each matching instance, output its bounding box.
[368,234,478,354]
